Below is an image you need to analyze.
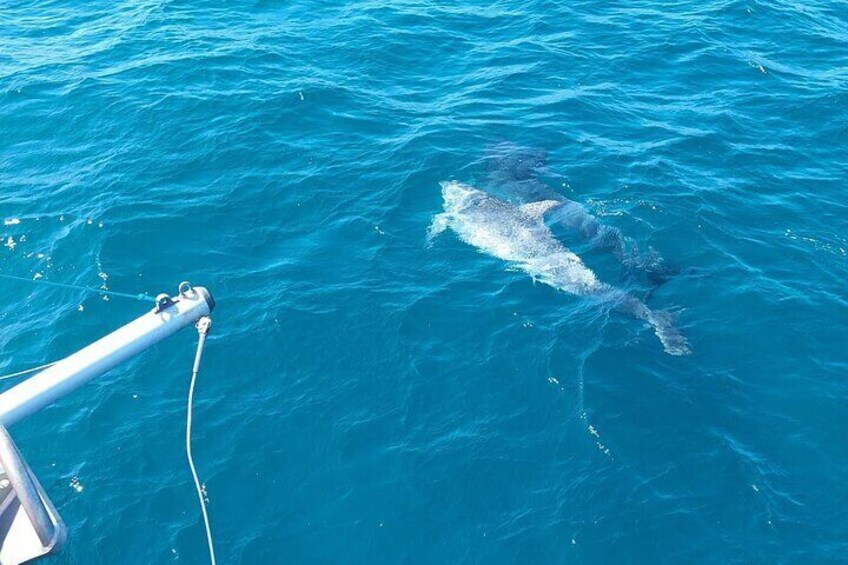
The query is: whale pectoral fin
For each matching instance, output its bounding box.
[519,199,562,220]
[426,213,449,246]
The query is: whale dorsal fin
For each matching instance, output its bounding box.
[519,199,561,219]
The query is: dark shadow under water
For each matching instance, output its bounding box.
[483,142,680,289]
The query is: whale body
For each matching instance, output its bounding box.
[429,180,690,356]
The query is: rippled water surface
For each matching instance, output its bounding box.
[1,1,847,563]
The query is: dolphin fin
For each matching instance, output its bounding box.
[426,213,449,246]
[519,199,561,219]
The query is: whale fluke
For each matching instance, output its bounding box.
[646,310,691,356]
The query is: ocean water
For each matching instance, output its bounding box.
[1,0,847,563]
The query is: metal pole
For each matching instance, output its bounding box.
[0,285,215,427]
[0,425,56,547]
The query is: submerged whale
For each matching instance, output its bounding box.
[484,142,676,285]
[428,180,690,356]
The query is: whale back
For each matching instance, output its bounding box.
[438,181,600,294]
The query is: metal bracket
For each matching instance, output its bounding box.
[179,281,195,298]
[154,282,199,313]
[154,294,175,313]
[196,316,212,337]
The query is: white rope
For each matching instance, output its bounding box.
[0,361,57,381]
[187,316,216,565]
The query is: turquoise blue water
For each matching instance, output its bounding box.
[2,1,847,562]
